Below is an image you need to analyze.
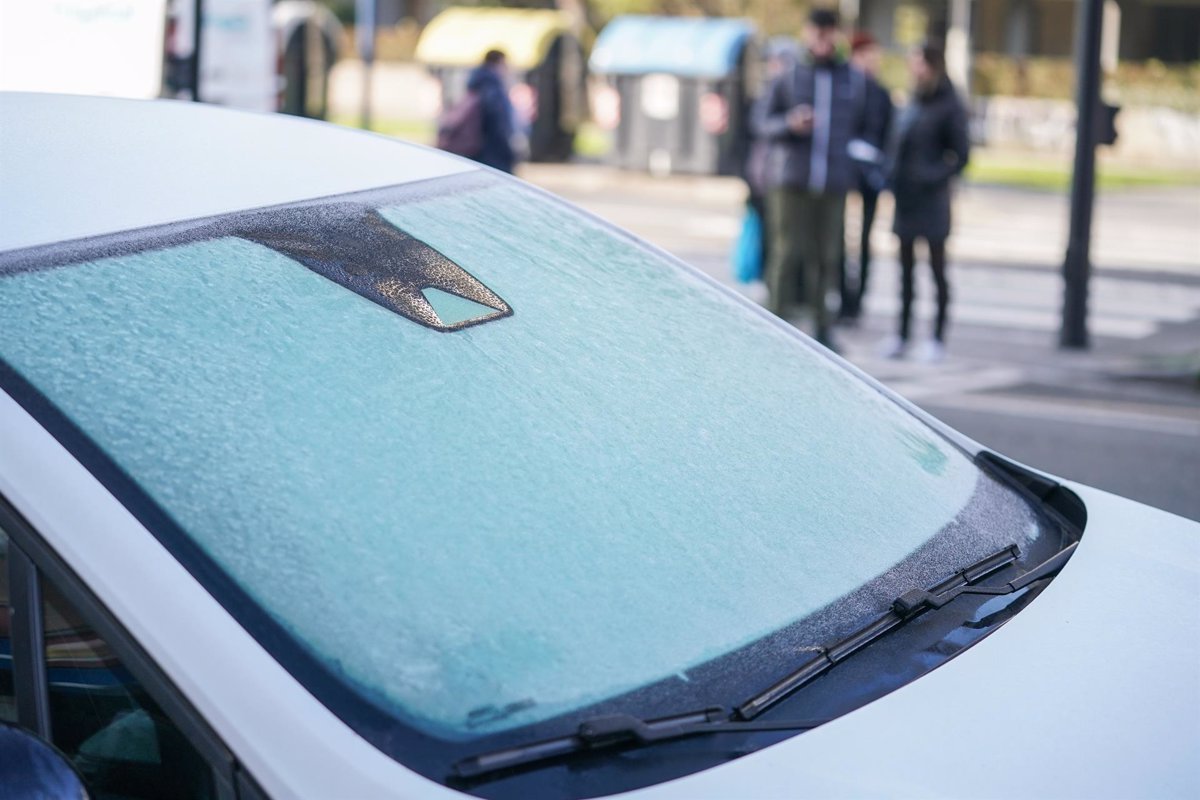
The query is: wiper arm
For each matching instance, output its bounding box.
[454,542,1078,783]
[453,706,827,781]
[736,542,1078,721]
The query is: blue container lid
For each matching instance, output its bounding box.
[590,15,755,78]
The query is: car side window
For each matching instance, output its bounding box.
[3,507,227,798]
[0,529,16,722]
[40,576,216,800]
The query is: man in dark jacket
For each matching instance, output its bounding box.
[467,50,516,174]
[839,31,894,321]
[754,9,863,347]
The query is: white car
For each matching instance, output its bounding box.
[0,92,1196,800]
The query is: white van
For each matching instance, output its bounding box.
[0,0,340,116]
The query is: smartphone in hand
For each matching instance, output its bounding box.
[787,104,814,134]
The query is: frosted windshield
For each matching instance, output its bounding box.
[1,177,990,739]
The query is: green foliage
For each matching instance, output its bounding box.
[342,21,422,60]
[965,152,1200,190]
[589,0,659,24]
[1108,59,1200,113]
[573,121,611,157]
[316,0,355,25]
[578,0,812,31]
[971,54,1200,112]
[330,115,436,143]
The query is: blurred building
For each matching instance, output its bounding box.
[856,0,1199,62]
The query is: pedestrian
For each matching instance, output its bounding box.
[838,31,893,322]
[741,38,799,285]
[753,8,863,349]
[466,49,517,174]
[881,41,970,362]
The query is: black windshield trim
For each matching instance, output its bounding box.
[734,541,1079,721]
[452,707,828,784]
[0,171,496,276]
[451,535,1080,788]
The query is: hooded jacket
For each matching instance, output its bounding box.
[466,65,515,174]
[888,76,970,241]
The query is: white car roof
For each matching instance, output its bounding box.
[0,92,476,252]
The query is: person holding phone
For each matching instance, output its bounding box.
[753,8,864,350]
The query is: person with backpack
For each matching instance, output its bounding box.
[735,39,798,286]
[437,50,516,173]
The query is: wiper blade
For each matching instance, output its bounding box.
[453,706,826,781]
[454,542,1078,783]
[735,542,1078,721]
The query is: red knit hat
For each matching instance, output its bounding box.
[850,31,877,52]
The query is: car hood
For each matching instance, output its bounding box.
[624,482,1200,799]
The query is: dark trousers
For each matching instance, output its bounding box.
[767,188,846,340]
[839,186,880,318]
[898,237,949,342]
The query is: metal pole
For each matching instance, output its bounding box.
[356,0,376,130]
[946,0,973,96]
[190,0,203,102]
[1060,0,1103,349]
[361,62,373,131]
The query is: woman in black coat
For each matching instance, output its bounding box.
[883,42,970,361]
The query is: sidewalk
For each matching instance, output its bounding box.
[521,162,1199,384]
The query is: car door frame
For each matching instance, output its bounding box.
[0,490,261,800]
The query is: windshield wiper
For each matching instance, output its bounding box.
[454,541,1078,783]
[452,706,827,781]
[735,541,1078,720]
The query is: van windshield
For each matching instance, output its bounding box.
[0,172,1044,766]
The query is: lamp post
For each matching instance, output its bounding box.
[190,0,203,101]
[1060,0,1104,350]
[356,0,376,130]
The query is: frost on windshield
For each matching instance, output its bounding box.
[0,178,1038,740]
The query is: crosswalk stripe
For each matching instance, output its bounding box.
[923,392,1200,437]
[862,295,1158,338]
[875,366,1027,400]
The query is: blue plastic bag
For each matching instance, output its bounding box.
[732,203,763,284]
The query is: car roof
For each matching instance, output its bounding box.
[0,92,476,253]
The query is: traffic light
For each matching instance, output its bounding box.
[1096,101,1120,146]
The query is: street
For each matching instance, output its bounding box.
[3,6,1199,794]
[521,163,1200,521]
